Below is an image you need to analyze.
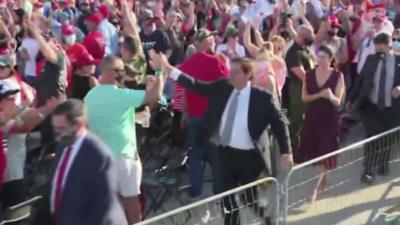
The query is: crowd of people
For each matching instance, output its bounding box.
[0,0,400,224]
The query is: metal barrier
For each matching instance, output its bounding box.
[137,177,280,225]
[282,126,400,225]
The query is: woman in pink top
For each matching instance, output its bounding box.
[243,24,286,100]
[252,50,280,101]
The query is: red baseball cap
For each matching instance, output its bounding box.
[75,52,99,69]
[61,24,76,36]
[327,15,341,28]
[366,1,385,12]
[85,12,103,25]
[58,0,74,5]
[34,1,44,8]
[97,4,110,19]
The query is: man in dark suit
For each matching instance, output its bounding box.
[49,99,127,225]
[348,33,400,184]
[149,50,293,225]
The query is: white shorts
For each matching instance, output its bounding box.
[116,155,142,197]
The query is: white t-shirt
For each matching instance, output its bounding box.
[216,43,246,58]
[0,78,26,182]
[20,38,39,77]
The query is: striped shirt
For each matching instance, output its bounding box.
[172,82,185,112]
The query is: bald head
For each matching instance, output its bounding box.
[297,25,313,36]
[100,56,126,84]
[296,25,315,47]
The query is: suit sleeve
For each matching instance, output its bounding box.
[176,72,225,98]
[266,95,292,154]
[83,152,118,225]
[349,55,371,103]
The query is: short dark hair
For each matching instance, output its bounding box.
[52,99,87,125]
[318,45,334,58]
[374,33,391,45]
[230,57,256,79]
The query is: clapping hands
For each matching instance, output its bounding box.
[320,88,336,101]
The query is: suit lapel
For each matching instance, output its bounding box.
[394,56,400,87]
[61,137,86,203]
[370,56,380,81]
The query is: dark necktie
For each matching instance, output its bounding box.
[220,92,240,146]
[53,146,72,219]
[377,57,387,108]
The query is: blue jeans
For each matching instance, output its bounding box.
[187,117,221,198]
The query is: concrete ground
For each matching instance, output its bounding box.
[142,124,400,225]
[285,124,400,225]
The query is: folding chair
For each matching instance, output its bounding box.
[0,196,42,225]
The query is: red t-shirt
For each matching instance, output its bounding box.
[82,31,106,60]
[66,43,88,65]
[179,52,228,118]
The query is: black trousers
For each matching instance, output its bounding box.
[360,101,399,175]
[1,179,26,208]
[219,146,267,225]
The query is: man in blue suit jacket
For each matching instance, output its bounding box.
[49,99,127,225]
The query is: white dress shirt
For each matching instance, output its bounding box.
[50,132,87,213]
[219,84,255,150]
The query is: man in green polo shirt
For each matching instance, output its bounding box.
[84,55,163,224]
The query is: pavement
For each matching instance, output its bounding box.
[142,123,400,225]
[286,124,400,225]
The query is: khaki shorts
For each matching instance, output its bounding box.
[116,154,142,197]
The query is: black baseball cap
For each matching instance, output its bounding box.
[0,82,19,101]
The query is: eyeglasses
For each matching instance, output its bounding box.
[393,38,400,42]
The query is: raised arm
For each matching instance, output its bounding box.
[0,18,12,44]
[29,16,59,64]
[243,23,260,58]
[149,50,222,98]
[121,0,140,39]
[11,97,60,133]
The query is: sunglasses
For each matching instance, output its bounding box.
[0,65,9,70]
[393,38,400,42]
[111,68,126,74]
